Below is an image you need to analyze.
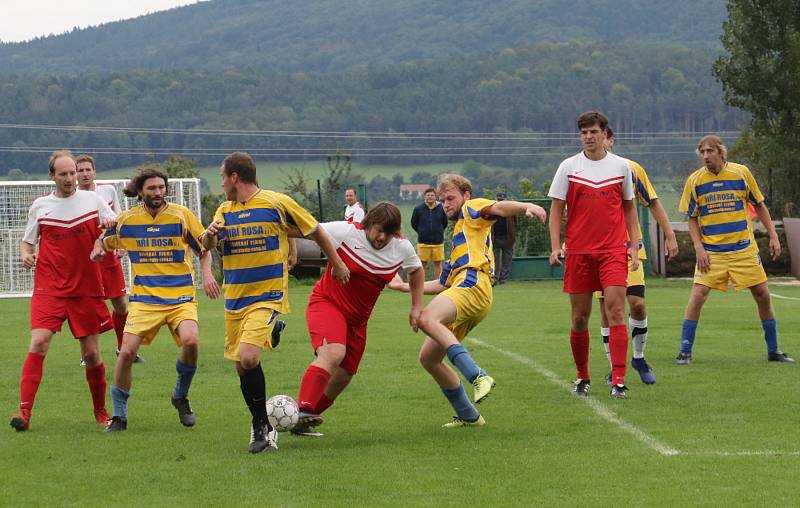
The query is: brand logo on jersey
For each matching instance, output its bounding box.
[146,227,160,233]
[238,212,251,219]
[713,182,723,187]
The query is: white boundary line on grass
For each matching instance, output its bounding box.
[467,337,681,457]
[771,292,800,301]
[468,338,800,459]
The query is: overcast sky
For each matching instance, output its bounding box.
[0,1,202,43]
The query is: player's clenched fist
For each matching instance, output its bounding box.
[205,220,223,238]
[22,252,36,270]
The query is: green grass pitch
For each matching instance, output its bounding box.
[1,279,798,506]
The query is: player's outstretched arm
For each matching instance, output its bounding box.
[688,216,710,273]
[307,226,350,284]
[487,200,546,223]
[199,250,220,299]
[20,241,36,270]
[754,202,782,260]
[648,199,679,259]
[387,273,446,295]
[201,220,222,250]
[548,199,565,266]
[623,199,640,271]
[406,267,425,332]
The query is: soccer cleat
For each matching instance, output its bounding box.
[296,408,323,428]
[610,384,629,399]
[104,416,127,432]
[675,352,692,365]
[249,418,278,453]
[10,410,31,432]
[80,357,86,368]
[271,320,286,349]
[631,357,656,384]
[768,351,795,363]
[94,408,112,425]
[291,425,325,437]
[472,374,496,404]
[171,396,196,427]
[442,415,486,428]
[572,379,591,397]
[605,372,612,386]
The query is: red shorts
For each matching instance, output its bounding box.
[563,252,628,293]
[31,294,113,338]
[306,296,367,376]
[101,261,127,299]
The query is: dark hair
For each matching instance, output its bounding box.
[48,150,75,174]
[345,186,357,193]
[424,187,436,195]
[606,127,615,140]
[361,201,402,235]
[576,111,609,131]
[222,151,258,184]
[75,154,96,170]
[124,165,169,199]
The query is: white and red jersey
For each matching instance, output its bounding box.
[23,190,115,297]
[548,151,635,254]
[344,202,365,224]
[93,182,123,270]
[313,221,422,326]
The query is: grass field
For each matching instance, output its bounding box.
[2,279,798,506]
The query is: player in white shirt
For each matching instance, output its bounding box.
[343,186,365,223]
[76,155,143,365]
[292,202,424,437]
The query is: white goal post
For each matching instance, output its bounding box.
[0,178,203,298]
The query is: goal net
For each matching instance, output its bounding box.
[0,178,203,298]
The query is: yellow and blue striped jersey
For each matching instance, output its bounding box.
[679,162,764,254]
[214,189,317,313]
[439,198,496,288]
[103,203,205,305]
[630,159,658,260]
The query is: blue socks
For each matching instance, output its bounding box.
[680,319,698,353]
[441,384,480,422]
[173,361,197,400]
[762,319,778,353]
[111,385,130,420]
[446,344,483,383]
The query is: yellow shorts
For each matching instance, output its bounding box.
[694,250,767,291]
[417,243,445,262]
[223,306,280,361]
[125,301,198,346]
[594,257,645,299]
[440,269,493,341]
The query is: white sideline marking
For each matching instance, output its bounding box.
[771,292,800,301]
[468,338,800,459]
[467,337,681,457]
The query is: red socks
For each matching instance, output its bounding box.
[314,394,334,415]
[297,365,331,411]
[570,329,590,380]
[85,363,107,412]
[609,324,628,386]
[20,352,45,411]
[112,312,127,350]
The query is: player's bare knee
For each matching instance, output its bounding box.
[82,350,101,367]
[111,297,128,314]
[571,314,590,331]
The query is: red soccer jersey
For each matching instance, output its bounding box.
[23,190,115,297]
[548,151,635,254]
[312,221,422,326]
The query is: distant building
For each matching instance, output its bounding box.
[399,183,430,200]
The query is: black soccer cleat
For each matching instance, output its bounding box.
[767,351,795,363]
[271,320,286,349]
[610,384,629,400]
[171,396,196,427]
[675,351,692,365]
[572,379,591,397]
[249,418,278,453]
[290,425,325,437]
[104,416,128,432]
[296,408,323,428]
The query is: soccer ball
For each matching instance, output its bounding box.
[266,395,299,432]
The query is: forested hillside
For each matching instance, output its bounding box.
[0,0,727,75]
[0,40,744,174]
